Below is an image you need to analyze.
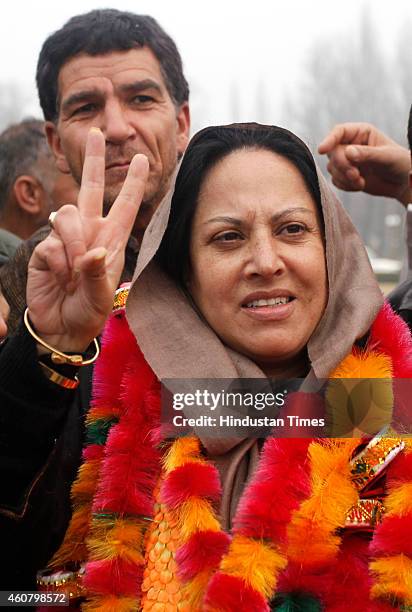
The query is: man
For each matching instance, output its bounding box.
[319,111,412,329]
[0,8,190,331]
[0,8,190,591]
[0,119,78,264]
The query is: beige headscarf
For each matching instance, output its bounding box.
[126,123,383,527]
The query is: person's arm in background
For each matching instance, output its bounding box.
[318,122,411,204]
[319,122,412,284]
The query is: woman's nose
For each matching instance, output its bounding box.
[245,238,286,278]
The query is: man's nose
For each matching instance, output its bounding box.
[103,100,135,144]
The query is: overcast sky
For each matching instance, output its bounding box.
[1,0,412,132]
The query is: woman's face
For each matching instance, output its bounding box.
[188,148,328,374]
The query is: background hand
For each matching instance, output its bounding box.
[318,122,411,205]
[27,128,149,352]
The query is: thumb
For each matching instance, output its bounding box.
[345,144,380,164]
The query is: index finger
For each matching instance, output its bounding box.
[107,153,149,234]
[77,127,105,219]
[318,123,372,154]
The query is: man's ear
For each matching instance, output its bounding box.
[13,175,45,215]
[176,102,190,158]
[45,121,71,174]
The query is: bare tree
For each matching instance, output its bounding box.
[282,10,412,259]
[396,19,412,144]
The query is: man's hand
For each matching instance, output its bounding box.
[318,122,411,205]
[27,128,149,352]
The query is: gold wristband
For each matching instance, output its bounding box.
[24,308,100,366]
[39,362,79,389]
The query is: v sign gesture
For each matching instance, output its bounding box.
[27,128,149,353]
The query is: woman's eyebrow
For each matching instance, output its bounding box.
[270,207,316,222]
[204,216,242,226]
[203,208,316,226]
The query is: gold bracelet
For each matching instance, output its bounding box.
[39,362,79,389]
[24,308,100,366]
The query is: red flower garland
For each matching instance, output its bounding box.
[45,300,412,610]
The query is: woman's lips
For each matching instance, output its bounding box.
[241,298,296,321]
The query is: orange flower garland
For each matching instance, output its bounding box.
[40,299,412,611]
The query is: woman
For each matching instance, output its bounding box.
[8,124,412,610]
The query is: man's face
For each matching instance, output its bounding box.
[46,48,190,216]
[36,155,80,215]
[49,169,79,209]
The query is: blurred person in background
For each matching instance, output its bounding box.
[0,119,78,265]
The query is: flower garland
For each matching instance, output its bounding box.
[40,300,412,611]
[41,288,162,610]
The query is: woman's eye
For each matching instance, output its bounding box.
[214,231,243,242]
[280,223,306,235]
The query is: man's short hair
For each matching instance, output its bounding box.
[0,119,51,213]
[408,103,412,152]
[36,9,189,122]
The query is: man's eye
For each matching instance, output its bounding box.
[132,95,155,105]
[280,223,306,235]
[72,103,96,116]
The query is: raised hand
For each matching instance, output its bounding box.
[318,122,411,205]
[27,128,149,352]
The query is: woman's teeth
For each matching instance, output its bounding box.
[245,297,291,308]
